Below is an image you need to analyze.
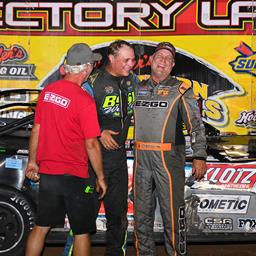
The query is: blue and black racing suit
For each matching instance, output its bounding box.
[63,68,138,256]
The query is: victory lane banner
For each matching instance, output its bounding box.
[0,0,255,136]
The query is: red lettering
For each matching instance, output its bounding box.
[0,45,26,64]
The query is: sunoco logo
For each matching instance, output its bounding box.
[0,44,37,80]
[229,42,256,77]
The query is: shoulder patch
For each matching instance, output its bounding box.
[140,79,149,87]
[88,72,100,87]
[178,82,191,95]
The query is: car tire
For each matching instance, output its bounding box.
[0,186,35,256]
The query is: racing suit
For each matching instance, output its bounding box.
[133,76,207,256]
[62,68,137,256]
[90,69,137,256]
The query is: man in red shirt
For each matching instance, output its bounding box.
[25,43,107,256]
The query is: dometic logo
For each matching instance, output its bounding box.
[0,1,254,33]
[204,217,233,231]
[0,44,37,80]
[229,42,256,77]
[44,92,70,108]
[203,164,256,190]
[135,100,168,108]
[235,110,256,128]
[197,194,250,214]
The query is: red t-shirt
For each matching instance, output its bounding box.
[34,79,100,178]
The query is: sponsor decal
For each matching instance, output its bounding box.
[196,194,250,214]
[135,100,168,108]
[203,164,256,190]
[0,1,254,34]
[179,207,186,255]
[43,92,70,108]
[157,88,169,97]
[16,149,28,154]
[0,44,37,80]
[5,157,22,169]
[104,86,114,94]
[137,89,151,96]
[235,110,256,128]
[229,42,256,77]
[0,92,28,103]
[102,91,135,116]
[238,218,256,232]
[0,110,31,119]
[204,217,233,231]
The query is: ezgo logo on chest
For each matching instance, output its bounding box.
[135,100,168,108]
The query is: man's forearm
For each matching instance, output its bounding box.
[28,124,40,163]
[85,138,104,180]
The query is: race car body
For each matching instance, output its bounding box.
[1,89,256,255]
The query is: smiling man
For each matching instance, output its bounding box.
[63,40,139,256]
[133,42,207,256]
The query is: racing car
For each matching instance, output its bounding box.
[0,89,256,256]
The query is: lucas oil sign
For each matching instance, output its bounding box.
[0,0,255,135]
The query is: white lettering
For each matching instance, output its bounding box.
[6,2,39,27]
[43,92,70,108]
[0,66,7,75]
[38,3,72,27]
[74,3,112,28]
[117,3,149,28]
[201,2,229,26]
[151,2,184,27]
[231,1,253,26]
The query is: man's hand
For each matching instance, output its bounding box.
[96,178,107,199]
[99,130,120,150]
[25,161,40,182]
[192,159,207,181]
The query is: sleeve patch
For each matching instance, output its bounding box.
[89,72,100,87]
[178,82,191,95]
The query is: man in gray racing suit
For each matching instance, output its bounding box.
[133,42,207,256]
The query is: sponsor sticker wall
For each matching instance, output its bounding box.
[185,162,256,234]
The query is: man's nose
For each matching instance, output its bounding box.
[127,60,135,68]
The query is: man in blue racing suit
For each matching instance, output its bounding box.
[63,40,139,256]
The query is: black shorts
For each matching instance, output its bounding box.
[36,174,97,235]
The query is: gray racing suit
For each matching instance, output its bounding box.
[133,76,207,256]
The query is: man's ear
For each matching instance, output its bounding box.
[108,54,114,64]
[149,54,154,65]
[59,65,65,76]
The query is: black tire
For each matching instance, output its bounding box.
[0,186,35,256]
